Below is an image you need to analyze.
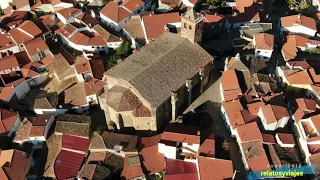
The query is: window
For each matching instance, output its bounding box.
[189,25,192,30]
[184,23,187,28]
[188,143,193,145]
[264,57,267,59]
[257,50,261,53]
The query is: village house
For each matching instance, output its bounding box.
[234,122,271,171]
[31,0,73,13]
[0,73,31,102]
[99,10,212,133]
[280,14,317,37]
[158,124,200,162]
[13,114,55,146]
[21,62,48,87]
[253,33,274,62]
[220,70,242,102]
[123,15,146,48]
[258,103,290,131]
[121,154,145,179]
[0,108,21,138]
[157,0,201,12]
[202,13,225,41]
[281,35,320,61]
[221,99,245,135]
[99,0,145,32]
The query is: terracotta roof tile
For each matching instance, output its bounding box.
[248,101,264,115]
[137,133,162,150]
[0,54,19,72]
[221,70,242,101]
[0,109,18,135]
[8,28,33,44]
[57,7,82,19]
[122,154,144,179]
[139,145,166,175]
[18,20,42,37]
[0,87,15,101]
[286,70,312,85]
[13,118,32,142]
[165,158,198,175]
[198,156,233,180]
[102,131,138,152]
[142,12,180,40]
[281,14,316,31]
[241,140,271,171]
[24,37,49,57]
[203,14,224,23]
[89,132,106,150]
[222,100,245,127]
[161,124,200,144]
[198,133,215,157]
[237,122,262,142]
[123,15,146,46]
[254,33,274,50]
[29,126,45,137]
[260,104,289,124]
[122,0,144,12]
[276,133,295,145]
[262,133,276,144]
[100,1,131,23]
[0,150,28,180]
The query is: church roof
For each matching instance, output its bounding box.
[105,32,212,108]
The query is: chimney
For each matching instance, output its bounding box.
[197,130,200,135]
[214,12,217,15]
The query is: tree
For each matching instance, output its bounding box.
[31,14,38,21]
[310,47,320,55]
[286,0,297,7]
[202,0,226,7]
[0,8,4,16]
[107,40,133,69]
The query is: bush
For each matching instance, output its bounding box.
[310,47,320,55]
[107,40,133,69]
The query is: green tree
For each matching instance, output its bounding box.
[310,47,320,55]
[107,40,133,69]
[0,8,4,16]
[31,14,38,21]
[202,0,226,7]
[286,0,297,7]
[96,125,106,134]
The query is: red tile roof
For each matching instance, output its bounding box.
[0,34,16,52]
[254,33,274,50]
[165,158,198,175]
[122,154,144,179]
[262,133,276,144]
[122,0,144,12]
[310,115,320,132]
[18,20,42,37]
[9,28,33,44]
[276,133,295,145]
[222,99,245,127]
[54,149,85,180]
[137,133,162,150]
[161,124,200,144]
[24,37,49,56]
[100,1,131,23]
[0,54,19,72]
[247,101,264,115]
[198,156,233,180]
[242,140,271,171]
[0,150,28,180]
[237,122,262,142]
[203,14,224,23]
[0,87,14,101]
[287,60,311,69]
[260,104,289,124]
[228,7,260,23]
[57,7,82,19]
[0,109,18,135]
[139,145,166,175]
[21,62,43,78]
[221,70,242,101]
[198,133,215,157]
[164,173,199,180]
[30,126,45,137]
[62,134,90,152]
[142,13,180,40]
[286,70,313,85]
[281,14,316,31]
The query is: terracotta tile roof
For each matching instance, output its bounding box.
[0,54,19,72]
[123,15,146,46]
[165,158,198,175]
[122,0,145,12]
[100,1,131,23]
[79,164,111,180]
[24,37,49,57]
[55,114,91,137]
[62,82,88,107]
[89,132,106,150]
[242,140,270,171]
[2,11,28,27]
[29,126,45,137]
[287,60,311,69]
[137,133,162,150]
[276,133,295,145]
[0,33,16,52]
[8,28,33,44]
[142,12,180,40]
[18,20,42,37]
[237,122,262,142]
[87,151,108,163]
[281,14,317,31]
[262,133,276,144]
[44,133,62,178]
[221,70,242,102]
[198,133,215,157]
[105,32,212,108]
[0,87,14,101]
[198,156,233,180]
[0,109,18,135]
[0,150,28,180]
[13,118,32,142]
[308,144,320,154]
[102,131,138,152]
[89,59,105,80]
[122,154,144,179]
[286,70,313,85]
[282,35,312,61]
[308,68,320,84]
[203,14,224,23]
[228,7,260,24]
[57,7,82,19]
[222,99,245,127]
[164,173,199,180]
[92,24,122,43]
[139,145,166,175]
[62,134,90,152]
[161,124,200,144]
[86,78,103,93]
[248,101,264,115]
[254,33,274,50]
[75,13,99,26]
[310,115,320,132]
[260,104,289,124]
[290,98,317,121]
[54,149,85,179]
[21,62,43,78]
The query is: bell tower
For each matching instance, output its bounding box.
[181,8,204,44]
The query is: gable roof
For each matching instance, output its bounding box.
[18,20,42,37]
[161,124,200,144]
[55,114,91,137]
[237,122,262,142]
[105,32,212,108]
[281,14,316,31]
[198,156,233,180]
[100,1,131,23]
[254,33,274,50]
[24,37,49,57]
[121,154,144,179]
[221,70,242,101]
[123,15,146,46]
[0,55,19,72]
[142,12,180,40]
[102,131,138,152]
[0,150,28,180]
[282,35,313,61]
[122,0,144,12]
[0,109,18,135]
[241,140,271,171]
[139,145,166,175]
[260,104,289,124]
[222,100,245,127]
